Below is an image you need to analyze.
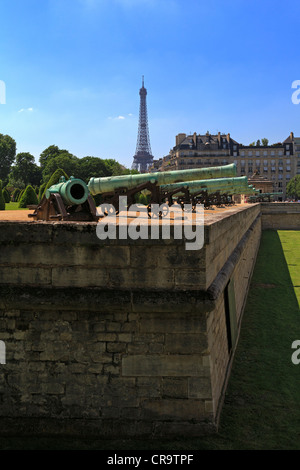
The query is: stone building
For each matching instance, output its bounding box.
[154,131,299,199]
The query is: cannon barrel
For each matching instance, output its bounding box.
[46,176,90,206]
[160,176,249,193]
[88,163,237,195]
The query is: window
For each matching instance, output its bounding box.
[286,166,291,171]
[248,151,252,156]
[279,150,283,156]
[278,182,283,188]
[271,150,275,156]
[286,151,290,156]
[256,151,260,156]
[240,151,245,156]
[233,152,237,156]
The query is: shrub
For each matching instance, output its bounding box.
[12,188,21,202]
[17,189,24,202]
[41,168,69,201]
[3,188,10,203]
[0,181,5,210]
[18,185,39,208]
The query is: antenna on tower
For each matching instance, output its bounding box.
[142,75,144,87]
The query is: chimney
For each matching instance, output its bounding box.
[290,132,294,141]
[176,133,186,146]
[227,133,230,143]
[193,132,197,146]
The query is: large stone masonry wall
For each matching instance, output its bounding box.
[261,202,300,230]
[0,204,261,438]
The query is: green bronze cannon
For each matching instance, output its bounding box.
[88,164,237,214]
[158,176,257,209]
[29,176,99,221]
[248,192,282,203]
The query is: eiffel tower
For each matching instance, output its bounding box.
[132,76,154,173]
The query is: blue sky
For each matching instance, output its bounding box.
[0,0,300,168]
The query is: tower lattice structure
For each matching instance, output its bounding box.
[132,76,154,173]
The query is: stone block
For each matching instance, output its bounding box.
[162,378,188,398]
[164,333,208,354]
[0,267,51,286]
[52,267,108,287]
[142,399,205,421]
[188,377,212,399]
[122,355,210,377]
[139,312,206,334]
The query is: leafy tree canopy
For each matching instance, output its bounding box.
[9,152,42,187]
[286,175,300,199]
[0,134,16,182]
[42,153,79,182]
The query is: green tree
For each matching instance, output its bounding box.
[256,139,261,146]
[249,142,255,146]
[261,138,269,146]
[286,176,300,199]
[42,153,79,182]
[39,145,62,170]
[0,180,6,210]
[78,156,110,182]
[0,134,16,181]
[18,185,39,208]
[9,152,42,187]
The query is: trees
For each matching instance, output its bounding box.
[0,134,16,182]
[9,152,42,187]
[0,180,5,210]
[286,176,300,200]
[78,156,109,183]
[261,138,269,146]
[42,152,79,182]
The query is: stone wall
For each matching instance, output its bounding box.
[0,204,261,438]
[261,202,300,230]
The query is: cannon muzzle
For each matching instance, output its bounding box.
[28,176,99,221]
[46,176,89,206]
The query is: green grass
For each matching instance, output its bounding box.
[0,230,299,450]
[4,202,28,210]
